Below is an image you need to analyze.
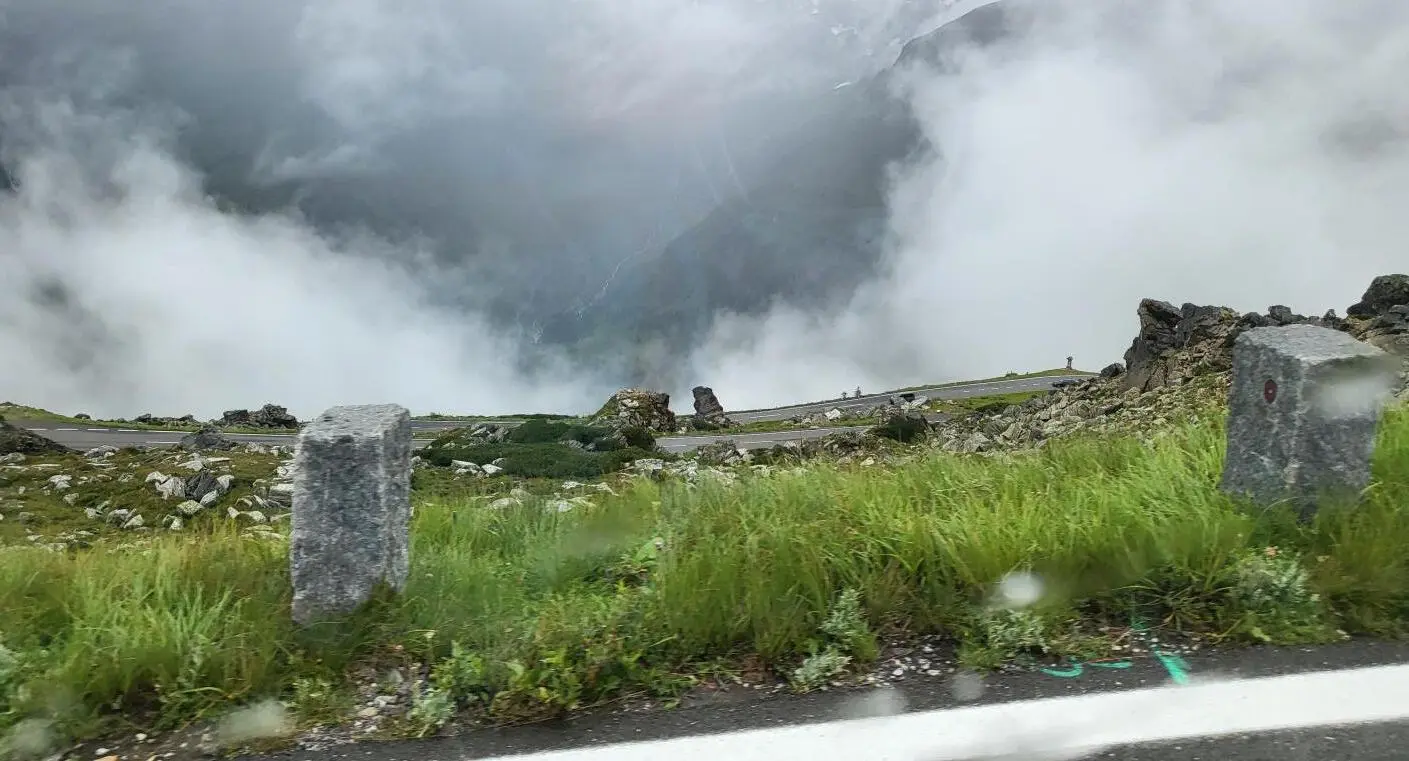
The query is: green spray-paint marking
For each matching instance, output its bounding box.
[1040,618,1193,683]
[1041,660,1133,678]
[1153,650,1192,685]
[1132,617,1193,685]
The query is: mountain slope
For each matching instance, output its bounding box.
[565,0,1031,356]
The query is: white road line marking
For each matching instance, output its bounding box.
[482,663,1409,760]
[58,427,78,431]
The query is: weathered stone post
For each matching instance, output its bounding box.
[290,404,412,625]
[1220,324,1399,518]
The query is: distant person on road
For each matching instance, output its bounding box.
[855,386,862,398]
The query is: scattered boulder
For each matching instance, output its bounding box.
[754,429,885,465]
[221,404,299,429]
[1100,362,1125,378]
[180,426,239,451]
[593,389,677,433]
[871,404,930,443]
[184,469,228,504]
[690,386,735,429]
[0,416,71,455]
[696,439,748,466]
[134,413,199,426]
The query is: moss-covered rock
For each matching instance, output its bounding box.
[591,389,676,433]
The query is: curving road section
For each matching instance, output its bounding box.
[10,374,1091,453]
[722,374,1089,423]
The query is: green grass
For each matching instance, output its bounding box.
[417,420,660,479]
[4,405,1409,746]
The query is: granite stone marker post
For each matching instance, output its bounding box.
[290,404,412,625]
[1220,324,1399,518]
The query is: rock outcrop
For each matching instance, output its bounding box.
[1348,274,1409,318]
[690,386,735,429]
[180,426,239,452]
[133,413,199,427]
[593,389,677,433]
[1342,274,1409,359]
[0,416,71,455]
[221,404,299,429]
[932,274,1409,454]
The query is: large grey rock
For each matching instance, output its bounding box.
[222,404,299,429]
[179,426,238,452]
[1220,325,1400,517]
[690,386,734,429]
[290,404,412,625]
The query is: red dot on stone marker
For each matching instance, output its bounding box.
[1263,379,1277,403]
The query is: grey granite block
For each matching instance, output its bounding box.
[1220,325,1399,517]
[290,404,411,625]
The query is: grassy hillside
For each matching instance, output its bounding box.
[3,401,1407,753]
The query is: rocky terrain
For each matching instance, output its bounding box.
[123,403,300,430]
[4,275,1408,761]
[926,275,1409,454]
[0,442,291,548]
[5,274,1406,548]
[0,402,303,432]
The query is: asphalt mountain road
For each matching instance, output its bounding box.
[723,373,1091,423]
[9,374,1090,453]
[10,420,883,454]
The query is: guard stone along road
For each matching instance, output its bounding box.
[6,374,1091,453]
